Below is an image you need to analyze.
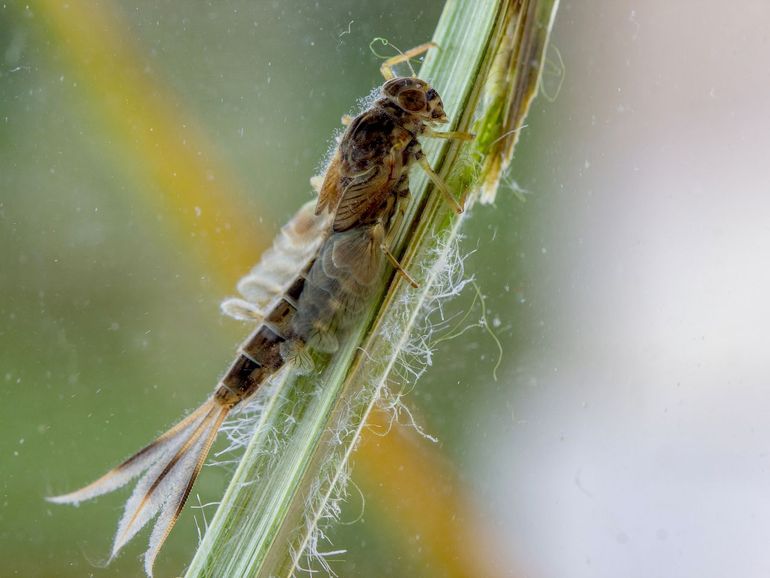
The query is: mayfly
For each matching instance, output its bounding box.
[48,42,472,576]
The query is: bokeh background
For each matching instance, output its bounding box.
[2,1,770,577]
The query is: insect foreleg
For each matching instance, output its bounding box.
[423,127,475,141]
[379,41,437,80]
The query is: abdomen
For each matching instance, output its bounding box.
[292,224,385,354]
[215,222,385,406]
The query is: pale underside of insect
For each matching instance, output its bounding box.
[47,42,473,577]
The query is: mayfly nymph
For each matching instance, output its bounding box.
[48,42,473,576]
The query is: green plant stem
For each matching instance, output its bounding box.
[185,1,559,576]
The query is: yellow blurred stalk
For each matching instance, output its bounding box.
[36,0,268,286]
[358,409,518,578]
[33,0,507,575]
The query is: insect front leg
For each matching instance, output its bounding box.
[422,126,475,142]
[380,41,437,80]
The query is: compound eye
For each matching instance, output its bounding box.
[398,88,427,112]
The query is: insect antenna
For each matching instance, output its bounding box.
[370,37,435,79]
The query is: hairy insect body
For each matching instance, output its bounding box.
[329,80,445,232]
[334,109,413,229]
[217,76,449,410]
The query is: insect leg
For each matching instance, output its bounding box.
[380,243,419,288]
[423,127,475,141]
[385,175,410,233]
[380,41,437,80]
[416,154,464,214]
[375,192,418,288]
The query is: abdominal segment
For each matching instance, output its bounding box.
[216,224,385,405]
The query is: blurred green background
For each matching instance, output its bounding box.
[2,1,531,576]
[6,1,769,577]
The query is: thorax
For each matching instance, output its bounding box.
[341,103,424,173]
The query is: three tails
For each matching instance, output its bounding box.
[47,201,334,575]
[47,398,230,576]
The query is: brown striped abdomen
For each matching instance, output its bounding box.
[214,270,307,407]
[215,224,385,407]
